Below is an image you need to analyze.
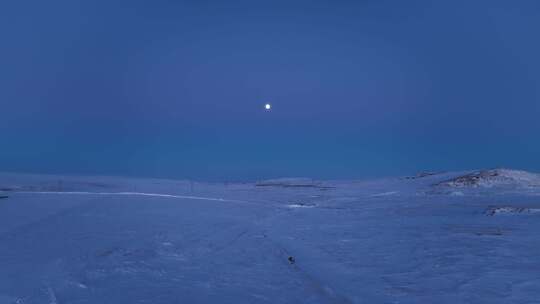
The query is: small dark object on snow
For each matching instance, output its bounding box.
[288,256,295,264]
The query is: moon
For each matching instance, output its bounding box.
[265,103,271,111]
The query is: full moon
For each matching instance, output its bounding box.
[265,103,271,111]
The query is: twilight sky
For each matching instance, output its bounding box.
[1,0,539,180]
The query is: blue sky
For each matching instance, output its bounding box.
[1,0,539,180]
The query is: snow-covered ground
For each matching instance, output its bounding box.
[1,169,540,303]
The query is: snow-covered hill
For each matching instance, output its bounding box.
[255,177,333,189]
[435,168,540,188]
[1,170,540,303]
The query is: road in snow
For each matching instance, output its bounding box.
[1,170,540,303]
